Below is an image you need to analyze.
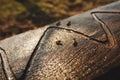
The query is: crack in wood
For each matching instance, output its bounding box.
[1,10,120,80]
[91,10,120,47]
[0,47,16,80]
[21,10,120,80]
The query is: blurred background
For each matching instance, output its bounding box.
[0,0,120,80]
[0,0,117,40]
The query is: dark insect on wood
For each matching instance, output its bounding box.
[67,21,71,26]
[0,1,120,80]
[56,21,61,26]
[56,40,63,46]
[73,38,78,47]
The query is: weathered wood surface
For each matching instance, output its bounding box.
[0,1,120,80]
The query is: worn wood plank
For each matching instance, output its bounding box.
[0,1,120,80]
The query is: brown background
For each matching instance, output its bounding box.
[0,0,117,40]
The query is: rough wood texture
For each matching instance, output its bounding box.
[0,1,120,80]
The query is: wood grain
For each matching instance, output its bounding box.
[0,1,120,80]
